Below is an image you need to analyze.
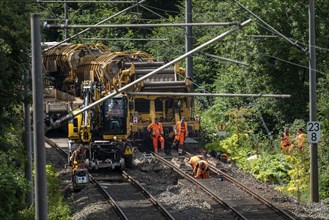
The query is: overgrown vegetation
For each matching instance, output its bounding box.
[0,0,71,218]
[46,165,71,220]
[18,165,71,220]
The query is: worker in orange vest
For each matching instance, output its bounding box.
[174,117,188,155]
[194,160,209,179]
[293,128,307,153]
[70,145,86,173]
[189,155,204,176]
[147,118,165,154]
[281,128,292,154]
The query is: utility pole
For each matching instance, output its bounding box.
[185,0,193,91]
[64,0,68,39]
[309,0,319,203]
[31,14,48,219]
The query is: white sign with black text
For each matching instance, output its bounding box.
[307,121,320,143]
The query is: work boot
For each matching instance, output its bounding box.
[178,146,183,156]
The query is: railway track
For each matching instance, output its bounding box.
[45,137,174,220]
[92,171,174,220]
[45,136,297,219]
[173,152,297,220]
[207,161,296,219]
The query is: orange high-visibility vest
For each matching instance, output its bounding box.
[189,155,202,168]
[194,160,209,179]
[147,122,164,136]
[175,121,188,136]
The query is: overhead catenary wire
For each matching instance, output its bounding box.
[37,0,135,3]
[142,2,329,53]
[139,4,167,20]
[253,50,326,75]
[204,53,249,66]
[137,2,318,76]
[127,92,290,98]
[43,0,146,52]
[143,23,321,97]
[232,0,307,52]
[44,22,240,29]
[81,37,167,41]
[142,3,181,15]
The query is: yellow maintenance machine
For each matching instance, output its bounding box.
[43,43,200,189]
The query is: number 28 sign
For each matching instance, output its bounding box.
[307,121,320,143]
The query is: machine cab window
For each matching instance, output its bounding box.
[103,97,127,134]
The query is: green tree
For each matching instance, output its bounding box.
[0,0,36,218]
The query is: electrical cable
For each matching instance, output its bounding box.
[241,12,329,53]
[141,4,181,15]
[245,48,326,75]
[139,2,326,78]
[232,0,307,52]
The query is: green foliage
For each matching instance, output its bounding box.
[0,0,33,114]
[0,152,30,220]
[17,165,71,220]
[243,153,290,184]
[276,153,310,202]
[18,207,34,220]
[46,165,71,220]
[319,166,329,199]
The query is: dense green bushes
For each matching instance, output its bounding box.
[0,152,30,220]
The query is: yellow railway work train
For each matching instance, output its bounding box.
[42,43,200,189]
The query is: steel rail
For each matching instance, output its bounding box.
[184,152,295,220]
[45,22,239,29]
[44,137,128,219]
[153,153,248,220]
[90,175,129,220]
[44,137,68,158]
[122,171,175,220]
[208,164,296,220]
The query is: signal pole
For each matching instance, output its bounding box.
[64,0,68,39]
[185,0,193,91]
[309,0,319,203]
[31,14,48,219]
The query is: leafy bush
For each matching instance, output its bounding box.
[46,165,70,220]
[319,166,329,199]
[243,153,290,184]
[17,165,71,220]
[0,152,29,220]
